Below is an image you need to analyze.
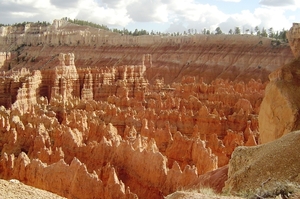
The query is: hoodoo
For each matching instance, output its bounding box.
[0,19,298,198]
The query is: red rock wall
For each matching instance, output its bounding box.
[0,20,294,85]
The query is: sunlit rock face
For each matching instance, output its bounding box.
[258,58,300,144]
[287,23,300,59]
[259,24,300,144]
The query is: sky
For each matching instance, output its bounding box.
[0,0,299,34]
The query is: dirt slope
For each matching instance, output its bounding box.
[224,130,300,198]
[165,191,243,199]
[0,179,65,199]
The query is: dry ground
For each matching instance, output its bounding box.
[165,191,245,199]
[0,179,65,199]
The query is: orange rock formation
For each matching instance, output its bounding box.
[259,24,300,143]
[287,23,300,58]
[0,52,265,198]
[0,19,293,198]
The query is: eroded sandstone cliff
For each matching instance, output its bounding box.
[0,51,266,198]
[0,19,296,198]
[0,19,294,84]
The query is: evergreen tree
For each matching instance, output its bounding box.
[268,27,274,38]
[234,27,241,34]
[261,28,268,37]
[255,26,260,36]
[215,27,222,34]
[279,29,287,42]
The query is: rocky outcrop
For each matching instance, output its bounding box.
[0,68,32,108]
[11,70,42,114]
[258,59,300,143]
[259,25,300,144]
[0,52,11,70]
[287,23,300,59]
[165,132,218,175]
[253,23,300,143]
[0,152,138,199]
[223,131,300,198]
[50,53,80,101]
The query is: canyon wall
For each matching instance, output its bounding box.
[0,19,294,84]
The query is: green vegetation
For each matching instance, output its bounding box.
[215,27,222,34]
[0,21,50,27]
[202,28,211,35]
[62,17,151,36]
[64,17,110,31]
[234,27,241,34]
[213,26,288,42]
[0,17,289,42]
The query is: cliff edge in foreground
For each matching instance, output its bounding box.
[259,23,300,144]
[224,131,300,198]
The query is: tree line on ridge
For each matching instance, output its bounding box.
[0,17,288,42]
